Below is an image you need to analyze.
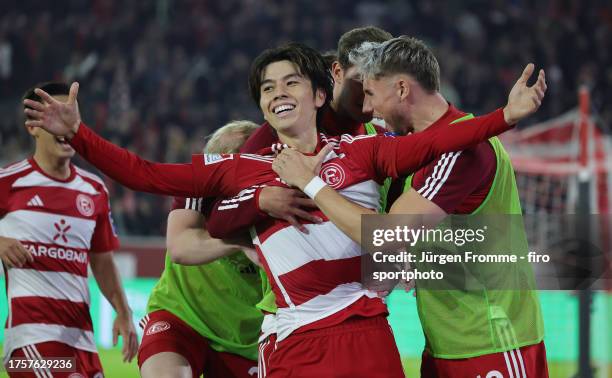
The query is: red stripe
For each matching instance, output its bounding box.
[255,211,328,244]
[255,245,288,308]
[10,296,93,331]
[277,256,362,306]
[20,241,89,277]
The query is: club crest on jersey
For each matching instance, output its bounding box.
[68,373,85,378]
[76,193,95,217]
[320,163,346,188]
[146,321,171,335]
[204,154,233,165]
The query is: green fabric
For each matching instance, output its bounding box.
[406,116,544,358]
[364,122,392,213]
[147,252,264,360]
[255,268,277,313]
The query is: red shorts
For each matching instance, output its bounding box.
[137,310,257,378]
[266,315,404,378]
[7,341,103,378]
[421,341,549,378]
[257,334,277,377]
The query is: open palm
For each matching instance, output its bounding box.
[23,82,82,138]
[504,64,547,125]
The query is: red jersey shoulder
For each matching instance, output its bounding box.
[0,159,35,185]
[74,166,109,195]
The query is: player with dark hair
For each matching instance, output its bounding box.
[1,82,137,377]
[24,41,536,376]
[272,36,549,378]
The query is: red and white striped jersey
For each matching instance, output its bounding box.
[0,158,119,363]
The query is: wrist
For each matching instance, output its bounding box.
[502,106,515,126]
[296,174,316,191]
[303,176,327,199]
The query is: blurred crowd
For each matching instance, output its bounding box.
[0,0,610,235]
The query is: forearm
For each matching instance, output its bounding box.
[312,186,376,245]
[91,255,132,316]
[393,108,511,176]
[169,228,243,265]
[70,123,203,197]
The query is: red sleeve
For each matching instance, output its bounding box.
[411,143,496,213]
[345,108,510,180]
[206,123,277,237]
[90,190,120,253]
[171,197,207,214]
[206,186,267,238]
[0,177,10,217]
[70,123,240,198]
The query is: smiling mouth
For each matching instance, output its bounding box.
[273,104,296,116]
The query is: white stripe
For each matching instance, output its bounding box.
[418,153,451,198]
[241,155,274,163]
[260,221,359,275]
[22,346,45,378]
[3,323,96,365]
[29,345,53,378]
[0,161,30,178]
[516,348,527,378]
[258,342,263,377]
[503,351,515,378]
[8,269,89,303]
[12,171,100,195]
[75,166,107,188]
[274,283,379,341]
[34,196,44,206]
[0,210,96,249]
[261,339,269,377]
[185,198,191,210]
[197,198,203,211]
[426,151,462,200]
[217,203,239,210]
[509,348,521,378]
[0,159,29,172]
[219,193,254,205]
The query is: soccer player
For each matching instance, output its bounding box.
[271,37,549,378]
[24,43,531,377]
[0,82,138,377]
[138,120,264,378]
[204,27,394,374]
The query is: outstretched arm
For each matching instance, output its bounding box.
[23,83,238,198]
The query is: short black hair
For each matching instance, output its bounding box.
[337,26,393,69]
[248,42,333,107]
[23,82,71,120]
[23,81,70,102]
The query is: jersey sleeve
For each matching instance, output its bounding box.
[205,125,277,237]
[90,188,120,253]
[411,144,496,213]
[0,177,10,217]
[206,186,267,238]
[70,123,241,198]
[171,197,207,214]
[345,108,510,179]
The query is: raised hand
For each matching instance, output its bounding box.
[23,82,82,138]
[0,236,33,268]
[503,63,547,125]
[272,144,333,190]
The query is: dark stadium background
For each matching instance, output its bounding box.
[0,1,610,377]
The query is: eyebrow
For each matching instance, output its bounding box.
[261,73,304,87]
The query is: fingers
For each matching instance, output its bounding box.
[285,215,309,234]
[25,120,44,128]
[112,327,119,346]
[24,108,44,120]
[517,63,535,84]
[129,332,139,362]
[292,208,323,224]
[68,82,80,104]
[293,196,318,208]
[23,99,46,112]
[315,144,333,164]
[34,88,59,105]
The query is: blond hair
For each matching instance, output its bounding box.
[204,120,259,154]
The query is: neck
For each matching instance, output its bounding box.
[33,151,71,180]
[411,92,448,133]
[278,124,319,153]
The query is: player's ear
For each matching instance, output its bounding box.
[397,77,410,101]
[331,61,344,84]
[25,120,39,137]
[314,88,326,109]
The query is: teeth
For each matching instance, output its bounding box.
[273,104,295,114]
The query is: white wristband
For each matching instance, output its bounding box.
[303,176,327,199]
